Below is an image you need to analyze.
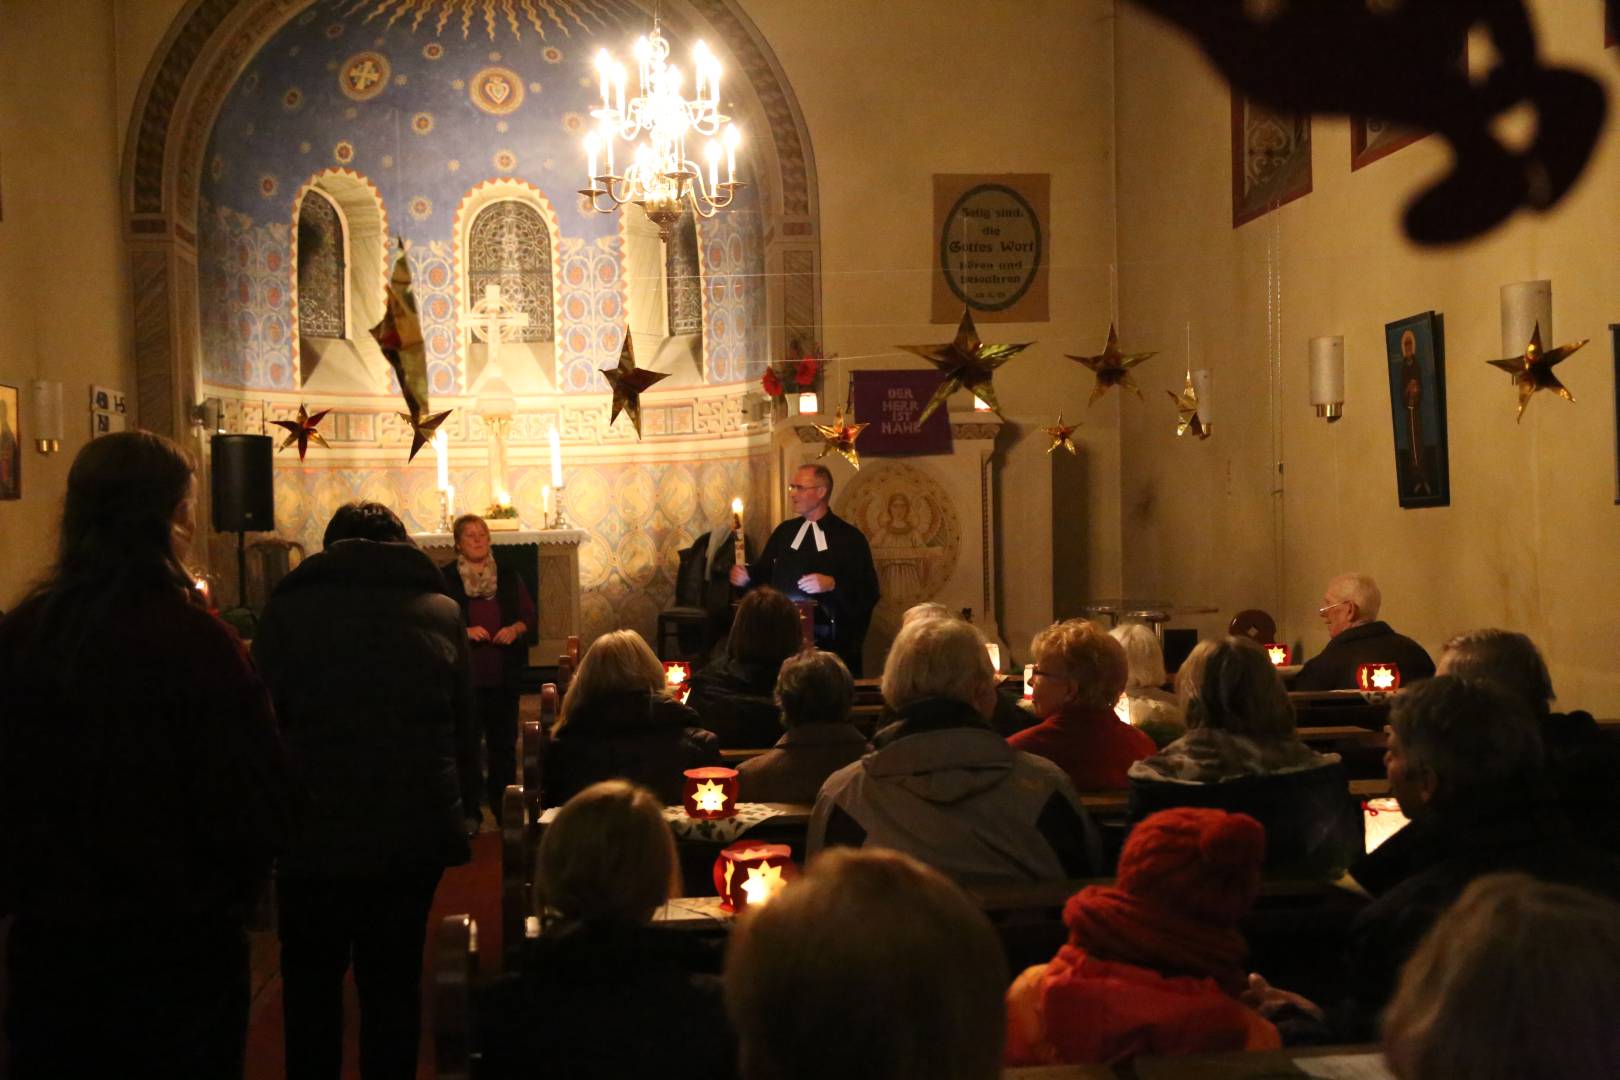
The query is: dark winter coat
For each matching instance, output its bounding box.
[1292,620,1435,692]
[686,654,785,748]
[543,689,721,807]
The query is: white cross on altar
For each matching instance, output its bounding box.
[464,284,531,370]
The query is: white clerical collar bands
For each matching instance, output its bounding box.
[790,518,828,552]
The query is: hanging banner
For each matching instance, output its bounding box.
[932,173,1049,324]
[851,370,954,456]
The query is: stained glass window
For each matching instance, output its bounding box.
[468,200,553,342]
[665,211,702,336]
[296,190,345,339]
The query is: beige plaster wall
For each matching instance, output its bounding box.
[742,0,1122,658]
[0,0,138,608]
[1115,2,1620,713]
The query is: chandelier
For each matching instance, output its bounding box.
[579,16,743,241]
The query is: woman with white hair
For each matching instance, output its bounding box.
[808,616,1101,882]
[1110,622,1186,748]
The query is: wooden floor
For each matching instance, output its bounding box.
[244,826,503,1080]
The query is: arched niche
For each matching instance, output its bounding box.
[289,168,391,394]
[124,0,820,437]
[452,179,564,396]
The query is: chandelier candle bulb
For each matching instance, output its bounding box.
[585,132,600,184]
[595,50,611,107]
[706,141,720,194]
[724,124,738,181]
[1309,336,1345,420]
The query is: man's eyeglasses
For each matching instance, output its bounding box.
[1317,599,1349,616]
[787,483,826,493]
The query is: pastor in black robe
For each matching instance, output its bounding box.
[744,510,879,676]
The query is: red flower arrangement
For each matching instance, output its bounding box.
[761,343,827,399]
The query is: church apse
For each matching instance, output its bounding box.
[192,0,777,646]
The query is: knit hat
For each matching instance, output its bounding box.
[1063,808,1266,994]
[1116,807,1266,926]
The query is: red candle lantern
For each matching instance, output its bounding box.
[681,766,740,820]
[1023,663,1035,701]
[713,841,799,913]
[1357,662,1402,693]
[663,660,693,703]
[1264,643,1292,666]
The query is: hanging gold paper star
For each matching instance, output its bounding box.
[398,407,453,462]
[897,307,1033,425]
[1168,374,1211,439]
[270,404,331,460]
[1069,324,1157,405]
[813,404,869,469]
[1486,322,1587,422]
[1042,413,1079,455]
[602,332,670,439]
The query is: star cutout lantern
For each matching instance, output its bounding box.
[398,407,453,462]
[271,404,331,460]
[897,307,1033,425]
[691,779,729,815]
[813,405,869,469]
[1042,413,1079,455]
[1486,322,1587,422]
[740,862,787,908]
[602,332,671,439]
[1068,324,1157,405]
[1167,374,1211,439]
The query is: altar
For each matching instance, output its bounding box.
[411,527,585,666]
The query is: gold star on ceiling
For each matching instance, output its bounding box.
[270,404,331,460]
[1167,374,1210,439]
[897,307,1033,425]
[602,332,671,439]
[1486,322,1587,422]
[1042,413,1079,455]
[399,407,453,462]
[1068,323,1157,405]
[813,404,869,470]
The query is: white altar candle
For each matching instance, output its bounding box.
[549,424,564,489]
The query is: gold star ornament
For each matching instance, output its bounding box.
[1042,413,1079,455]
[1069,324,1157,405]
[1168,374,1211,439]
[399,407,453,462]
[1486,322,1587,422]
[813,405,869,469]
[271,404,331,460]
[602,332,671,439]
[897,307,1033,425]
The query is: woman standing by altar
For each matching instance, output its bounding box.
[443,512,535,828]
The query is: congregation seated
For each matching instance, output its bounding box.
[1292,572,1435,692]
[1111,622,1186,747]
[1381,872,1620,1080]
[687,586,803,748]
[1338,676,1620,1040]
[809,615,1102,882]
[736,649,870,804]
[1437,627,1620,856]
[1010,619,1156,790]
[899,602,1036,738]
[542,629,720,807]
[725,847,1008,1080]
[1004,808,1281,1065]
[1129,638,1360,877]
[477,780,736,1080]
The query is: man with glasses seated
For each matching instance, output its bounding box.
[1292,572,1434,691]
[731,463,879,676]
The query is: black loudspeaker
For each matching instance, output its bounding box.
[211,434,275,532]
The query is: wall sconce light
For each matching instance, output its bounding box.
[713,842,798,913]
[1357,663,1402,693]
[29,380,63,454]
[682,766,740,820]
[1501,279,1552,356]
[1309,336,1344,421]
[795,390,819,415]
[1265,643,1292,666]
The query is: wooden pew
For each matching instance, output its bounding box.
[433,914,480,1080]
[499,785,529,970]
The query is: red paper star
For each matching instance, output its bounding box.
[271,404,331,460]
